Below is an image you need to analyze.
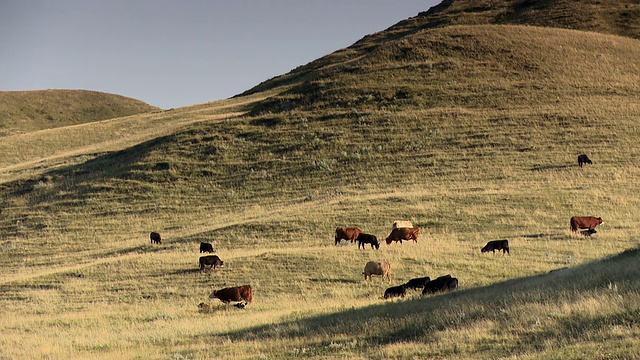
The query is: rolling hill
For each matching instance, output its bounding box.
[0,89,159,135]
[1,0,639,358]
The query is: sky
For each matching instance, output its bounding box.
[1,1,440,109]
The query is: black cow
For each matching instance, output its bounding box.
[200,242,214,253]
[481,240,509,255]
[580,228,597,237]
[384,284,407,299]
[357,233,380,250]
[199,255,224,271]
[578,154,592,167]
[404,276,431,290]
[150,232,161,244]
[422,275,458,295]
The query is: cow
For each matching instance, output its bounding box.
[200,242,214,253]
[335,227,362,245]
[404,276,431,290]
[363,261,391,282]
[209,285,253,305]
[578,154,592,167]
[385,227,419,244]
[384,284,407,299]
[422,275,458,295]
[357,233,380,250]
[199,255,224,271]
[481,240,510,255]
[580,228,597,237]
[392,220,413,230]
[570,216,603,232]
[150,231,161,244]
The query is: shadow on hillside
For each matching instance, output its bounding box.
[531,164,572,171]
[309,278,360,284]
[214,247,640,348]
[7,100,257,201]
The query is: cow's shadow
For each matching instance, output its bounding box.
[531,164,572,171]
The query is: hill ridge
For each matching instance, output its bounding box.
[0,89,159,135]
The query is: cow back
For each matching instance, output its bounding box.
[392,220,413,230]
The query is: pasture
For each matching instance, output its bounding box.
[1,18,640,359]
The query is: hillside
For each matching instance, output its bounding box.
[242,0,639,96]
[1,0,640,359]
[0,89,159,135]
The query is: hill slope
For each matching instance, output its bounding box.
[242,0,639,96]
[0,89,159,135]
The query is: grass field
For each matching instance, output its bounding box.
[1,6,640,360]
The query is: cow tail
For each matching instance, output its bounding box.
[570,217,576,232]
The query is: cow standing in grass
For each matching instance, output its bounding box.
[335,227,362,245]
[363,261,391,282]
[357,233,380,250]
[404,276,431,290]
[150,232,161,244]
[570,216,603,233]
[199,255,224,271]
[481,240,510,255]
[210,285,253,306]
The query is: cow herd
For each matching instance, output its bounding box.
[148,155,604,310]
[149,233,251,308]
[338,209,604,301]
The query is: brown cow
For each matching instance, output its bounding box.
[209,285,253,305]
[199,255,224,271]
[570,216,603,232]
[385,227,419,244]
[363,261,391,282]
[335,227,362,245]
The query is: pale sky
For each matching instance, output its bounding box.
[1,1,440,109]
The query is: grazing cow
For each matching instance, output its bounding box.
[357,233,380,250]
[363,261,391,282]
[422,275,458,295]
[209,285,253,305]
[385,227,419,244]
[200,242,214,253]
[578,154,592,167]
[199,255,224,271]
[481,240,510,255]
[392,220,413,230]
[150,231,161,244]
[335,227,362,245]
[570,216,603,232]
[384,284,407,299]
[404,276,431,290]
[580,228,597,237]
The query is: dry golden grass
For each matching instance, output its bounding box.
[1,18,639,360]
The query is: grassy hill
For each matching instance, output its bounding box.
[0,89,159,135]
[1,0,639,358]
